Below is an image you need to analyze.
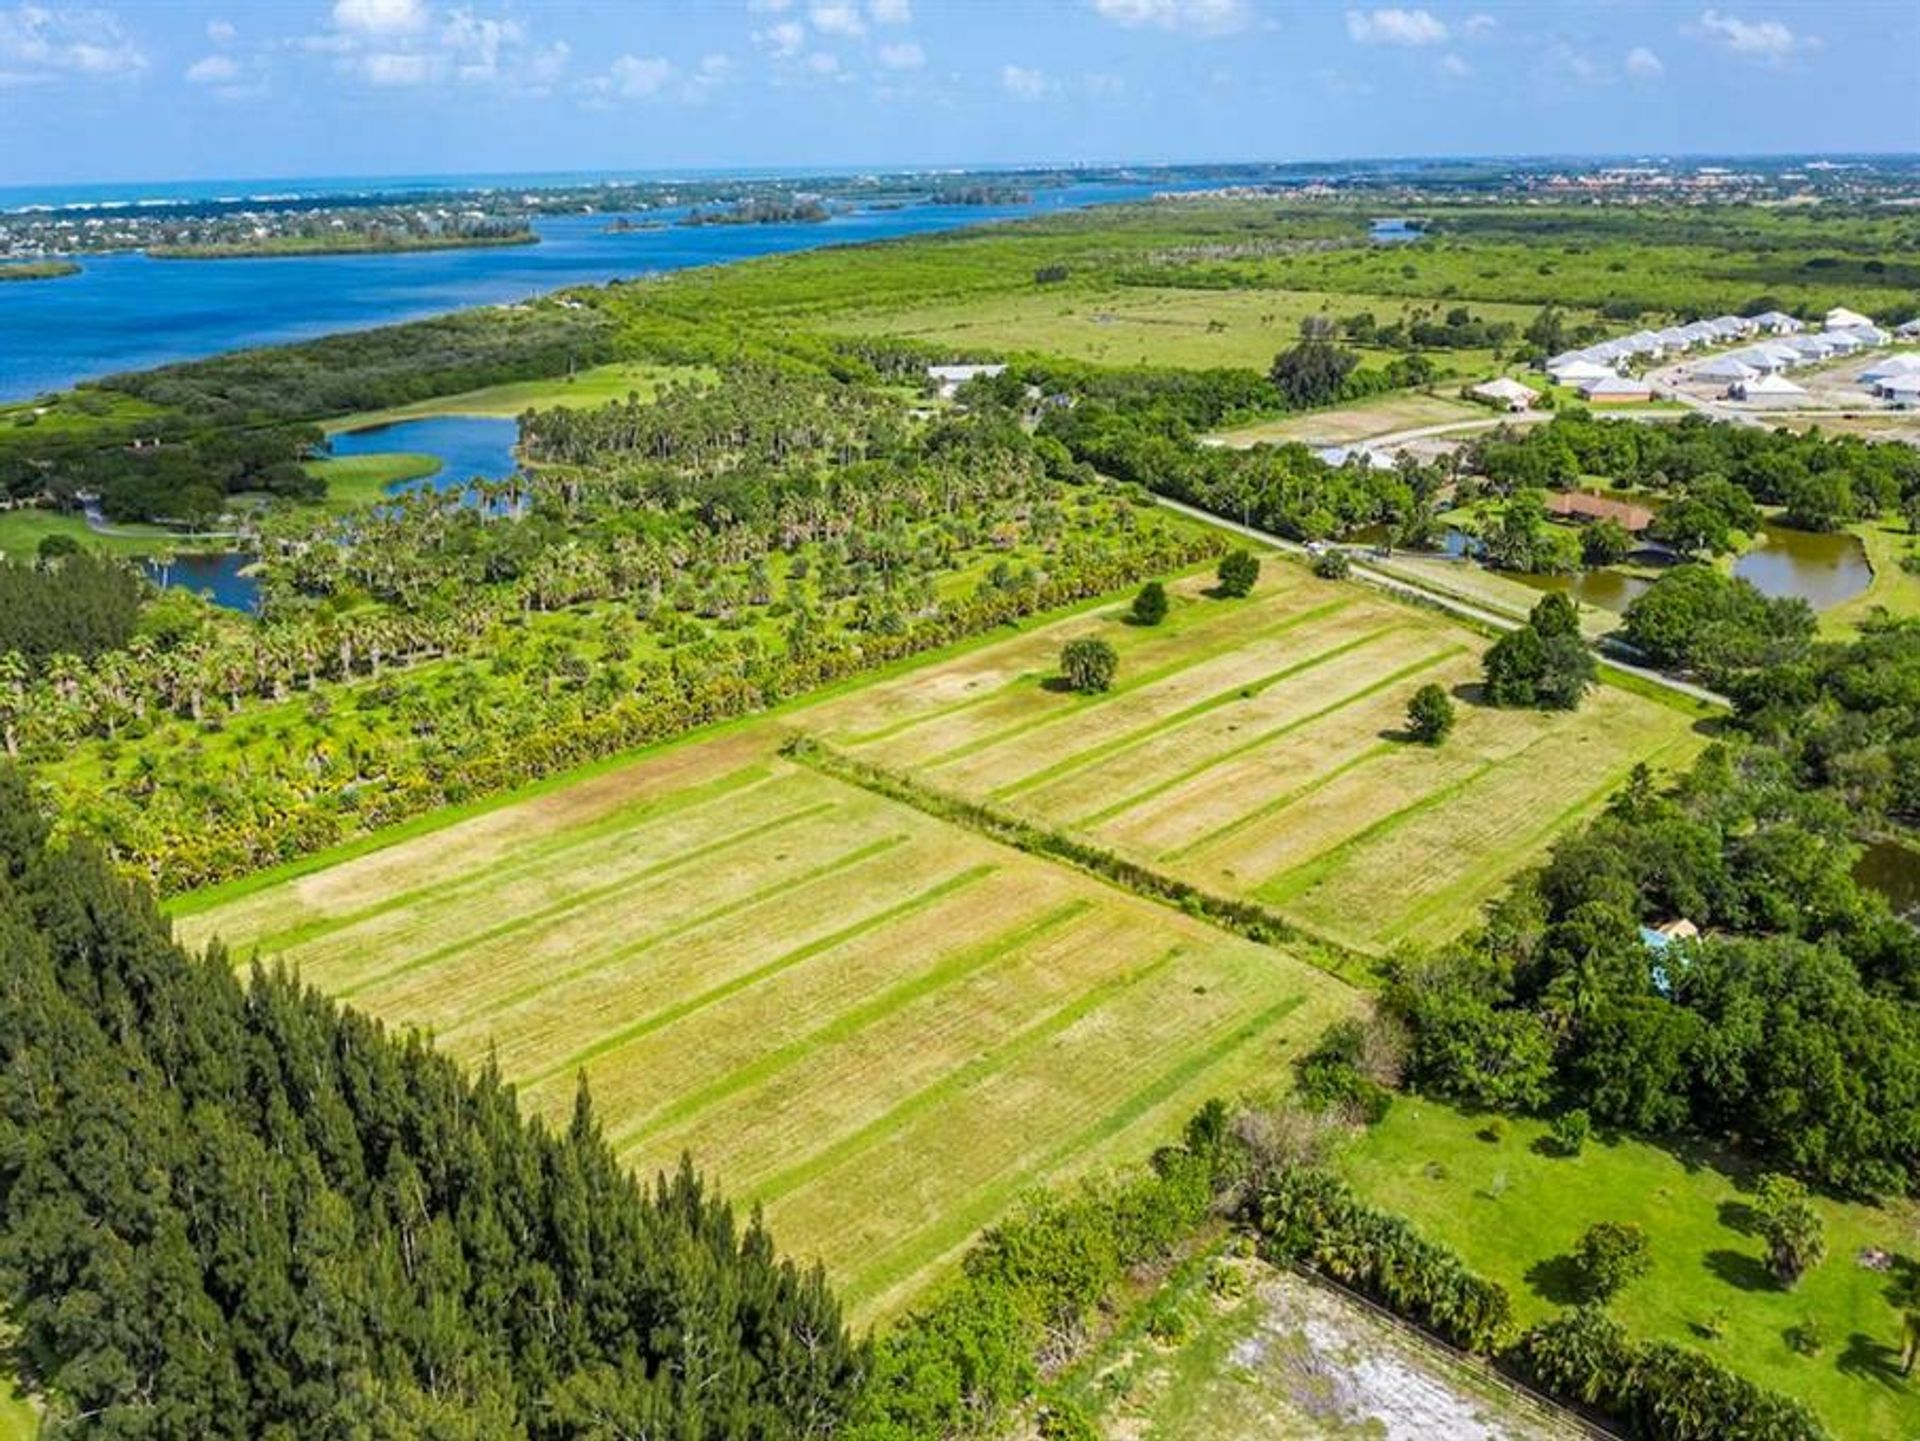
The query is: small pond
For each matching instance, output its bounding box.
[144,551,259,613]
[1732,523,1872,611]
[1856,838,1920,923]
[1511,567,1655,613]
[1349,524,1478,559]
[326,414,521,496]
[1369,217,1424,246]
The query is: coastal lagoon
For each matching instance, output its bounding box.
[0,182,1168,400]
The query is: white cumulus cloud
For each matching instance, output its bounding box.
[0,5,147,83]
[869,0,911,22]
[877,39,923,69]
[1625,45,1664,79]
[185,52,237,83]
[1694,8,1814,60]
[331,0,427,39]
[1001,62,1052,98]
[609,52,673,96]
[206,18,237,45]
[809,1,865,37]
[1346,8,1448,46]
[359,49,433,84]
[1090,0,1248,34]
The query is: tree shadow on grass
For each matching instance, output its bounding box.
[1524,1254,1589,1307]
[1716,1199,1758,1236]
[1703,1248,1776,1293]
[1449,681,1491,708]
[1837,1333,1911,1390]
[1039,675,1078,694]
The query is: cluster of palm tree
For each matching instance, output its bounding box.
[1522,1306,1829,1441]
[1256,1166,1512,1355]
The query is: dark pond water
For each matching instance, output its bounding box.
[1856,838,1920,922]
[144,550,259,612]
[1349,524,1477,558]
[1732,523,1872,610]
[327,414,520,495]
[1512,567,1655,613]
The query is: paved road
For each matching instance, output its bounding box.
[1153,493,1728,709]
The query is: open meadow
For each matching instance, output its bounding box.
[1341,1099,1920,1439]
[803,563,1706,954]
[178,719,1358,1324]
[821,283,1554,378]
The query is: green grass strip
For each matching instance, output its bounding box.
[610,898,1096,1151]
[1161,740,1397,864]
[750,944,1188,1205]
[994,619,1394,804]
[839,991,1308,1313]
[528,862,998,1086]
[336,799,841,998]
[916,598,1355,773]
[468,833,914,1026]
[1256,760,1503,909]
[1074,646,1465,830]
[839,585,1330,749]
[248,762,779,956]
[784,737,1371,986]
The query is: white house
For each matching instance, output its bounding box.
[927,363,1007,399]
[1898,317,1920,341]
[1549,359,1617,385]
[1824,306,1875,332]
[1707,315,1754,340]
[1783,335,1837,363]
[1625,329,1666,355]
[1750,311,1804,335]
[1730,373,1807,404]
[1692,355,1760,383]
[1578,374,1653,403]
[1679,320,1721,346]
[1875,372,1920,403]
[1655,325,1694,351]
[1819,330,1866,355]
[1834,324,1891,347]
[1315,445,1397,471]
[1470,376,1540,411]
[1859,354,1920,384]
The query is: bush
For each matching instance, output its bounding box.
[1753,1174,1826,1288]
[1312,548,1351,580]
[1059,637,1118,694]
[1549,1108,1591,1157]
[1574,1221,1652,1303]
[1130,579,1169,625]
[1405,682,1455,744]
[1216,549,1261,597]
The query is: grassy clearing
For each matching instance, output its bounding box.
[0,1388,33,1441]
[1212,392,1492,446]
[821,284,1561,376]
[302,451,442,511]
[183,725,1357,1326]
[1341,1099,1920,1440]
[0,507,177,559]
[327,361,707,430]
[808,566,1703,953]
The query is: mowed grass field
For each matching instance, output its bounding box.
[822,284,1560,377]
[178,725,1356,1324]
[801,565,1706,954]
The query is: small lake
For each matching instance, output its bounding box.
[327,414,520,495]
[1732,523,1872,610]
[1856,838,1920,923]
[1513,567,1655,613]
[1370,218,1424,246]
[144,551,259,613]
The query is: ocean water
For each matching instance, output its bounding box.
[0,180,1166,401]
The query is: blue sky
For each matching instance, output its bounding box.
[0,2,1914,186]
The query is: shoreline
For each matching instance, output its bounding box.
[145,231,538,261]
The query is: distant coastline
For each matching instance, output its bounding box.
[146,230,538,261]
[0,259,78,282]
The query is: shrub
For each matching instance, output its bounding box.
[1312,548,1351,580]
[1574,1221,1652,1303]
[1549,1108,1591,1157]
[1753,1174,1826,1288]
[1215,549,1260,597]
[1130,579,1169,626]
[1059,637,1118,694]
[1405,682,1455,744]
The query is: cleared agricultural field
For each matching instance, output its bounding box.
[802,564,1706,953]
[822,284,1560,376]
[1211,392,1493,447]
[179,724,1356,1324]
